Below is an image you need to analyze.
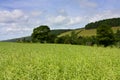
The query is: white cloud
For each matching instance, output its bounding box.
[46,15,83,28]
[47,15,67,24]
[6,23,31,32]
[0,22,32,40]
[0,9,34,36]
[67,17,82,26]
[0,23,32,34]
[0,9,28,23]
[0,9,46,40]
[89,10,120,22]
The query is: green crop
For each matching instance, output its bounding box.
[0,42,120,80]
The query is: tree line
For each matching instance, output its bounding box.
[30,25,120,47]
[85,18,120,29]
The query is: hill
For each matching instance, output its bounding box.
[59,17,120,37]
[58,27,120,37]
[2,36,31,42]
[85,18,120,29]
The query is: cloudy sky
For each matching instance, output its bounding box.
[0,0,120,40]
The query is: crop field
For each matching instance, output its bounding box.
[0,42,120,80]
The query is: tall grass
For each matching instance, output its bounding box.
[0,42,120,80]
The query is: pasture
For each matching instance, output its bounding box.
[59,27,120,37]
[0,42,120,80]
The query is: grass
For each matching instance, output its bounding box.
[0,42,120,80]
[59,27,120,37]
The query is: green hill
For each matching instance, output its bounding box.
[85,18,120,29]
[58,27,120,37]
[58,17,120,37]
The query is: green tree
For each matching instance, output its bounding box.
[70,31,78,44]
[31,25,50,43]
[55,36,66,44]
[97,24,115,47]
[55,31,81,44]
[47,33,57,43]
[115,29,120,47]
[115,29,120,42]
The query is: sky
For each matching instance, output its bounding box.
[0,0,120,40]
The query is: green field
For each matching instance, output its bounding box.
[0,42,120,80]
[59,27,120,37]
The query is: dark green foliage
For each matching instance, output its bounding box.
[54,36,66,44]
[31,25,57,43]
[55,31,81,44]
[114,29,120,47]
[31,25,50,43]
[47,29,71,43]
[115,29,120,42]
[76,36,97,46]
[85,18,120,29]
[70,31,79,44]
[97,24,115,47]
[55,36,67,44]
[47,34,57,43]
[55,30,97,46]
[50,29,71,36]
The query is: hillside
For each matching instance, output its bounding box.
[2,36,31,42]
[59,17,120,37]
[59,27,120,37]
[85,18,120,29]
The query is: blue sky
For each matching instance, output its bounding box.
[0,0,120,40]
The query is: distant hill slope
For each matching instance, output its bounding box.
[2,29,72,42]
[50,29,72,35]
[2,36,31,42]
[85,18,120,29]
[59,17,120,37]
[59,27,120,37]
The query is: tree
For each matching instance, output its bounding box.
[96,24,115,47]
[31,25,50,43]
[114,29,120,47]
[47,33,57,43]
[55,35,73,44]
[70,31,78,44]
[115,29,120,42]
[55,36,66,44]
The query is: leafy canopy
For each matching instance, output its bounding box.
[97,24,115,47]
[31,25,50,43]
